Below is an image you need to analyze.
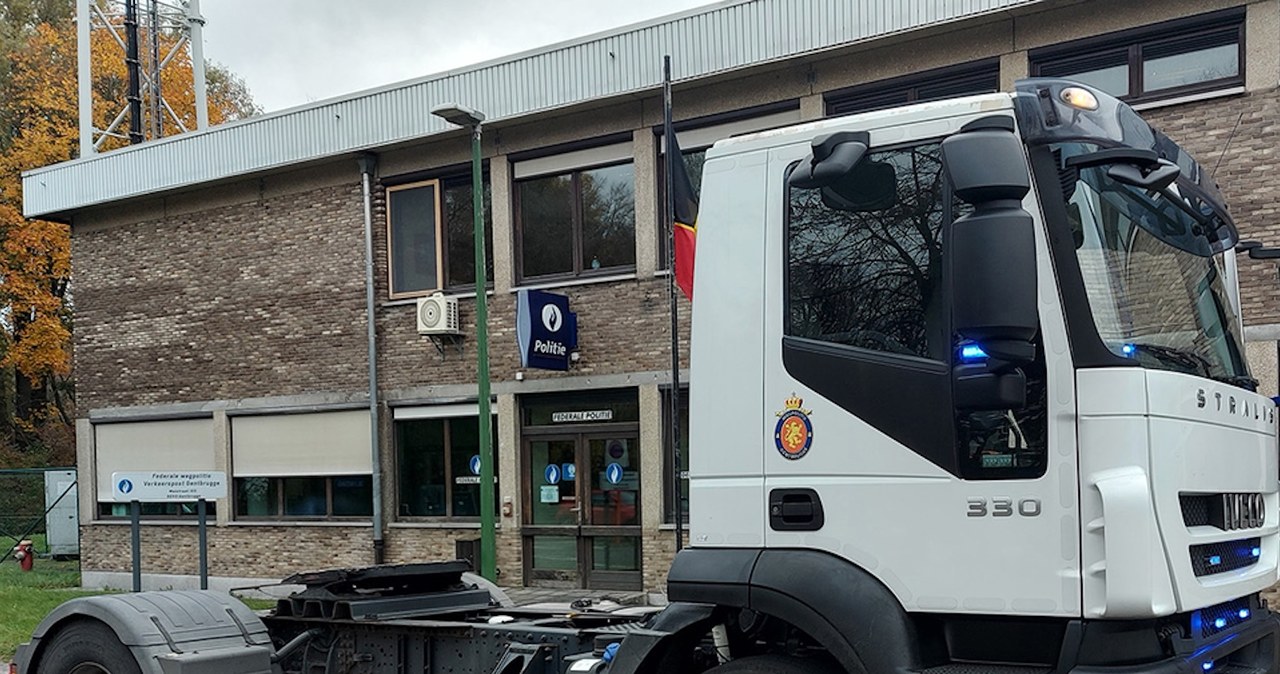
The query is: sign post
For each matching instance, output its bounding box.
[112,471,226,592]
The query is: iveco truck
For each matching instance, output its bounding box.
[15,78,1280,674]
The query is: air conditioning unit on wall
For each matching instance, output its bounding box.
[417,293,461,335]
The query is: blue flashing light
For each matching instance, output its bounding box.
[1240,609,1252,619]
[960,344,988,362]
[1209,555,1222,565]
[1253,547,1262,558]
[1203,662,1215,672]
[1122,343,1137,357]
[1215,618,1228,629]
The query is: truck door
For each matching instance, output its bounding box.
[760,114,1081,617]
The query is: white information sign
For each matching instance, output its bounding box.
[111,471,227,502]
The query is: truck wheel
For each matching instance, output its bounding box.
[35,619,143,674]
[706,654,843,673]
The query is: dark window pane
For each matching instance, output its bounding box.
[443,180,495,289]
[787,144,947,360]
[396,419,447,516]
[449,418,482,517]
[519,175,575,278]
[388,183,440,295]
[332,475,373,517]
[592,536,640,571]
[521,389,640,426]
[1143,43,1238,92]
[283,477,327,517]
[236,477,278,517]
[662,389,690,524]
[580,163,636,271]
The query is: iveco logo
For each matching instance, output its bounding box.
[1220,493,1266,531]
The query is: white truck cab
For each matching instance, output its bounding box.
[671,78,1280,673]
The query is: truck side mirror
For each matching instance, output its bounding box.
[942,116,1039,410]
[790,130,898,212]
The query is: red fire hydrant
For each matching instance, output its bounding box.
[13,539,34,572]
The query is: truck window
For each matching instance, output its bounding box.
[787,142,948,361]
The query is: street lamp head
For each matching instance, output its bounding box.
[431,103,485,128]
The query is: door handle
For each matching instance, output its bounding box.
[769,488,825,531]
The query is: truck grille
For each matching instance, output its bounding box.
[1191,597,1255,638]
[1189,538,1261,577]
[1180,493,1265,531]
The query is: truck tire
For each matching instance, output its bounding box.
[705,654,843,674]
[34,619,143,674]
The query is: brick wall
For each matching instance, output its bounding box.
[376,280,689,392]
[1143,89,1280,327]
[72,182,370,410]
[81,523,529,586]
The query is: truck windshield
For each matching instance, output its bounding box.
[1058,143,1250,385]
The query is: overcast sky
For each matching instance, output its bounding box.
[199,0,717,113]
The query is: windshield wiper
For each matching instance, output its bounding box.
[1127,343,1257,391]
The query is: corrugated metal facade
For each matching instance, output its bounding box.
[22,0,1040,218]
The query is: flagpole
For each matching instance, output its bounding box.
[663,55,684,553]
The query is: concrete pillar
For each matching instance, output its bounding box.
[76,418,95,524]
[1000,51,1029,91]
[799,93,826,120]
[496,393,523,583]
[211,409,230,525]
[1246,0,1280,92]
[638,384,664,529]
[633,128,659,277]
[490,154,515,293]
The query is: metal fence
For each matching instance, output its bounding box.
[0,467,78,558]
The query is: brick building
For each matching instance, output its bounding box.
[21,0,1280,592]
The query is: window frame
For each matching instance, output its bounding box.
[393,415,499,522]
[1029,8,1245,106]
[385,173,495,299]
[97,501,218,521]
[233,474,374,521]
[824,59,1001,117]
[514,159,638,284]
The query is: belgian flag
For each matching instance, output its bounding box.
[669,129,698,300]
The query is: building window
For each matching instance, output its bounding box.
[98,502,217,519]
[396,416,498,518]
[386,174,494,298]
[786,142,950,361]
[516,162,635,281]
[1031,9,1243,104]
[825,61,999,116]
[234,475,372,519]
[662,387,689,524]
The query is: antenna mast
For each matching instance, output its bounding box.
[75,0,210,156]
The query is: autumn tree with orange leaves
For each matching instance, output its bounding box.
[0,0,255,460]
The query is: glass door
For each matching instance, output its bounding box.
[526,436,580,585]
[582,434,642,589]
[523,433,642,589]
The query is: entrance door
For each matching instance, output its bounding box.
[524,433,641,589]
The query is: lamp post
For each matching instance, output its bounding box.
[431,103,496,582]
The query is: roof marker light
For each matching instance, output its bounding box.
[960,345,988,362]
[1061,86,1099,111]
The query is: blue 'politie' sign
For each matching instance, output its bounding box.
[517,289,577,371]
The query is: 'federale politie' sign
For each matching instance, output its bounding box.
[517,289,577,371]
